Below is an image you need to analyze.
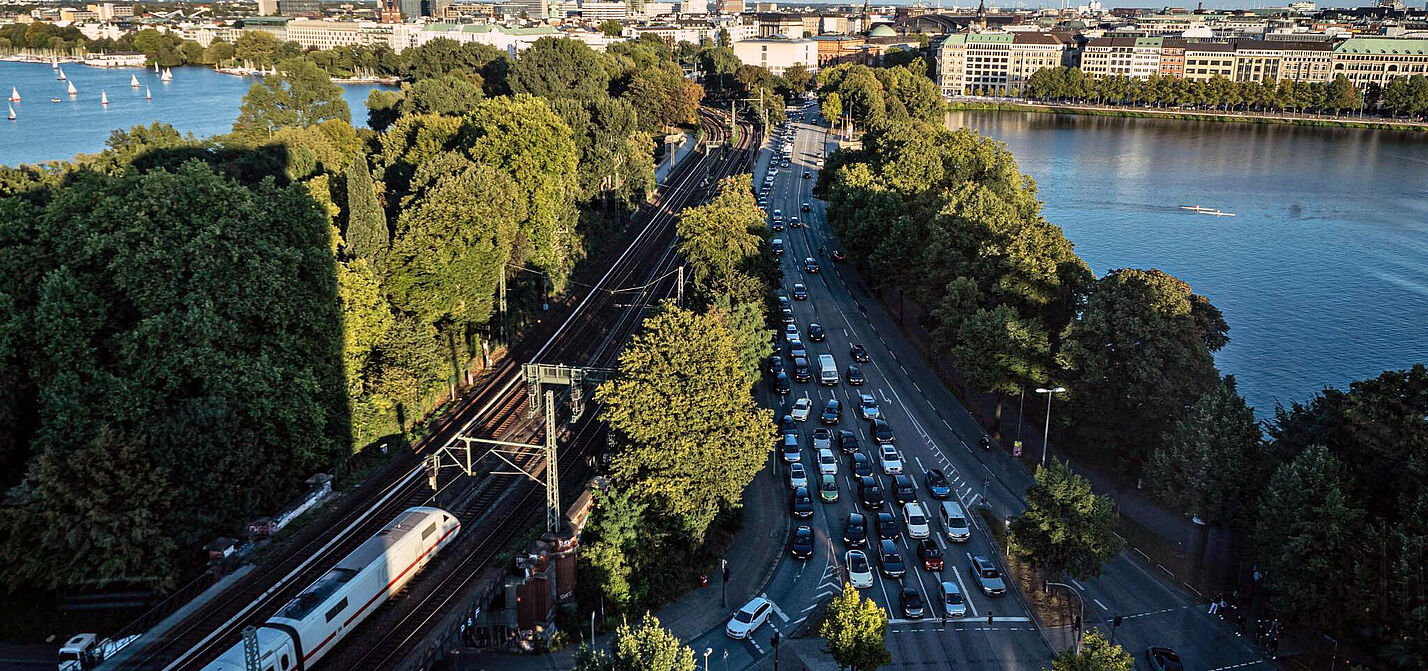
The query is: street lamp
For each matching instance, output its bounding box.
[1034,386,1066,468]
[703,647,713,671]
[1046,581,1085,654]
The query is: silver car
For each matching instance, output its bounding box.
[970,555,1006,596]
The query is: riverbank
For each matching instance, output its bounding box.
[948,99,1428,132]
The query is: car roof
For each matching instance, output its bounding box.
[848,512,864,522]
[941,580,960,593]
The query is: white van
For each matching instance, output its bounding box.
[817,354,838,386]
[940,501,971,543]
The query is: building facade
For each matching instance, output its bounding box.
[936,32,1072,97]
[1080,37,1163,79]
[731,37,817,75]
[1331,38,1428,88]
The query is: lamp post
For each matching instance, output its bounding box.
[1046,581,1085,654]
[1034,386,1066,468]
[703,647,713,671]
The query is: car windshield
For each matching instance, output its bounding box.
[850,555,868,571]
[910,514,926,525]
[735,610,754,623]
[821,453,834,463]
[885,550,901,562]
[950,516,967,526]
[980,567,999,578]
[947,591,964,604]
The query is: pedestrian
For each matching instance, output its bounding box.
[1236,612,1246,636]
[1269,636,1280,660]
[1218,596,1229,619]
[1256,619,1267,643]
[1208,594,1221,615]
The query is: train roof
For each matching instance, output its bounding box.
[272,507,449,622]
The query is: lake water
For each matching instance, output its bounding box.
[0,61,387,166]
[949,110,1428,414]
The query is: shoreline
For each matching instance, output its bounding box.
[947,99,1428,133]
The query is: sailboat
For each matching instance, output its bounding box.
[57,66,66,81]
[154,63,160,75]
[145,86,152,100]
[100,90,109,106]
[67,80,77,96]
[161,68,173,82]
[51,56,58,69]
[130,74,140,88]
[8,87,19,102]
[7,105,14,120]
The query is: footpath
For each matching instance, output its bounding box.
[453,121,789,671]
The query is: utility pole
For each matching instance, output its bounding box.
[676,265,684,306]
[498,271,507,346]
[544,389,559,533]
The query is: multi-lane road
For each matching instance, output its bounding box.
[690,109,1276,671]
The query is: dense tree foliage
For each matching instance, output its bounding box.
[821,584,892,671]
[232,58,351,138]
[1146,376,1267,527]
[1048,631,1134,671]
[1023,67,1378,115]
[573,613,695,671]
[1010,462,1124,580]
[818,62,945,128]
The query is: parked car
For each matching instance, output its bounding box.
[843,512,867,548]
[903,501,930,539]
[790,487,814,519]
[875,511,899,542]
[939,581,967,618]
[837,429,860,455]
[726,597,773,639]
[878,539,905,578]
[790,525,814,560]
[846,550,874,589]
[900,588,925,619]
[892,475,917,503]
[790,397,812,422]
[924,469,951,499]
[858,393,881,420]
[969,555,1006,596]
[845,365,865,385]
[880,444,903,474]
[803,171,812,179]
[918,538,943,571]
[850,343,870,362]
[819,473,839,503]
[858,476,884,510]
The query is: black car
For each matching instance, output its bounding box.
[900,588,925,619]
[878,539,905,578]
[875,511,900,541]
[768,355,785,376]
[780,414,796,433]
[871,418,895,444]
[849,343,870,362]
[918,538,944,571]
[843,512,867,548]
[792,283,808,301]
[801,202,810,212]
[858,475,884,510]
[781,308,796,324]
[1146,647,1185,671]
[771,337,784,356]
[892,475,917,503]
[808,323,825,342]
[773,372,791,395]
[789,344,808,362]
[803,257,820,273]
[790,525,815,559]
[850,452,873,478]
[837,429,860,455]
[793,357,811,383]
[790,487,814,518]
[820,399,841,425]
[803,171,812,179]
[845,364,865,385]
[925,469,951,499]
[772,223,784,232]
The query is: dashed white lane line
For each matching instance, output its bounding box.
[1093,598,1109,611]
[1205,662,1268,671]
[1070,579,1085,590]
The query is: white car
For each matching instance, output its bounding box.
[817,448,838,476]
[858,394,881,420]
[726,596,774,639]
[789,462,808,490]
[784,324,800,342]
[903,502,930,539]
[880,444,903,475]
[791,397,813,422]
[846,550,874,589]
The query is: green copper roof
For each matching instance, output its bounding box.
[1334,38,1428,55]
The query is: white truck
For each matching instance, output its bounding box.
[818,353,839,386]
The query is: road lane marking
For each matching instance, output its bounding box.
[950,565,978,618]
[1070,579,1085,590]
[1093,598,1109,611]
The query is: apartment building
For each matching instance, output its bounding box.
[1278,40,1332,81]
[284,20,393,49]
[391,22,559,54]
[1131,14,1207,36]
[1331,37,1428,88]
[1159,39,1185,77]
[756,13,803,39]
[936,32,1071,97]
[731,37,817,75]
[1182,42,1235,80]
[1080,37,1162,79]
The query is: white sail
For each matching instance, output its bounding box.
[161,68,173,82]
[57,66,66,81]
[154,63,160,74]
[67,80,77,95]
[7,104,14,120]
[100,90,109,105]
[145,86,152,100]
[9,87,18,102]
[51,56,58,69]
[130,74,140,87]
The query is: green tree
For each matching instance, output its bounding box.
[596,305,775,539]
[1146,376,1265,527]
[821,583,892,671]
[234,30,281,67]
[232,57,351,137]
[821,91,843,126]
[344,153,388,260]
[675,175,764,302]
[578,487,647,611]
[943,305,1051,430]
[1010,461,1125,580]
[1048,631,1134,671]
[1058,268,1226,472]
[599,19,624,37]
[1325,74,1361,113]
[404,74,485,116]
[1255,445,1367,635]
[575,612,695,671]
[510,36,610,103]
[784,63,814,93]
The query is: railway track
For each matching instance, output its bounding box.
[111,107,757,671]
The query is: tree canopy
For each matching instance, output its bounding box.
[1010,461,1125,580]
[821,583,892,671]
[232,57,351,138]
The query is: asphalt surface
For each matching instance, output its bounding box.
[697,109,1277,671]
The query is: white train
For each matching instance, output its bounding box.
[203,506,460,671]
